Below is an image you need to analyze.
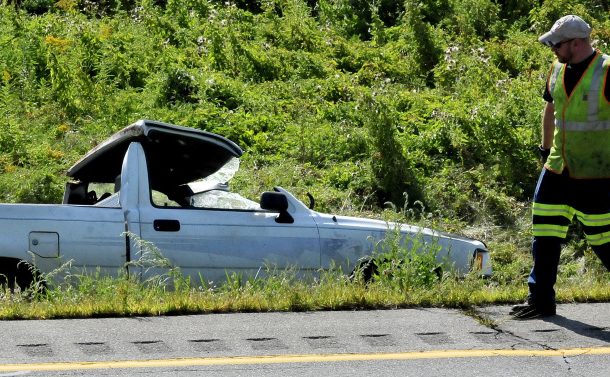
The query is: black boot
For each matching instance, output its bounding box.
[510,301,556,319]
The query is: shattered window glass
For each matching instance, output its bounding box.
[188,158,260,210]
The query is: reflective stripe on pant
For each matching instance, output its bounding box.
[532,169,610,244]
[529,169,610,305]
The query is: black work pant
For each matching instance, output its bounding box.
[528,169,610,306]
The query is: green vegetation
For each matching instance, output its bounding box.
[0,0,610,319]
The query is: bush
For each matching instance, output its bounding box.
[0,0,606,229]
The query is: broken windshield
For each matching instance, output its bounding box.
[186,157,259,210]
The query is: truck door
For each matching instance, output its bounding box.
[123,141,321,285]
[136,203,321,284]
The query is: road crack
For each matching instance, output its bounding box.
[463,307,559,351]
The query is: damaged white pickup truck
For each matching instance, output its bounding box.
[0,120,491,289]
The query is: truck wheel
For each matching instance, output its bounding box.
[349,256,378,283]
[0,258,37,293]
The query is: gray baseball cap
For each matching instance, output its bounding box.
[539,15,591,47]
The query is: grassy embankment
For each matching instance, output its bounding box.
[0,1,609,319]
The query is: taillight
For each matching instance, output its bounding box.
[473,249,484,270]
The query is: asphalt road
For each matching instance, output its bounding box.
[1,303,609,376]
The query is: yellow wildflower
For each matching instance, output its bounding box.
[44,36,71,52]
[2,70,10,83]
[47,148,65,160]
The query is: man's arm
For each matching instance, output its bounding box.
[542,101,555,149]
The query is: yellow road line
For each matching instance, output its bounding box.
[2,347,610,372]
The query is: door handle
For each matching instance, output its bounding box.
[153,219,181,232]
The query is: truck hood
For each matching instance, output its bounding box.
[314,213,485,248]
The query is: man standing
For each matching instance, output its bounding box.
[511,15,610,319]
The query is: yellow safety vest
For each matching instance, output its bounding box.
[545,51,610,178]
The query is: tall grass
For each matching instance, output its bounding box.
[3,259,608,320]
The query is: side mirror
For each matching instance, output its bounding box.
[260,192,294,224]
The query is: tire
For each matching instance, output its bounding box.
[0,258,37,293]
[350,257,442,283]
[349,256,378,283]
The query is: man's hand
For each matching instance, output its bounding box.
[538,145,550,164]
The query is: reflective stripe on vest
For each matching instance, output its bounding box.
[554,119,610,131]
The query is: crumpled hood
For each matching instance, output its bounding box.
[312,212,488,275]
